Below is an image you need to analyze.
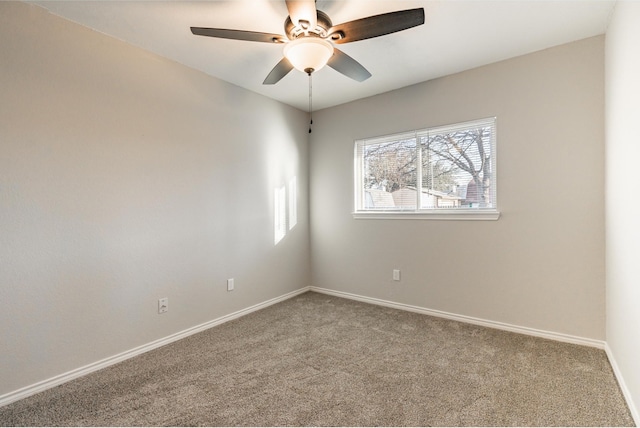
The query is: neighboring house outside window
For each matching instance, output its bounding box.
[354,117,499,220]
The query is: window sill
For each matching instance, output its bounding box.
[352,210,500,221]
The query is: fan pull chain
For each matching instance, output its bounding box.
[308,70,313,133]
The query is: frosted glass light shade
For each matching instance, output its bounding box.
[283,37,334,73]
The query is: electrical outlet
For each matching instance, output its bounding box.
[158,297,168,314]
[393,269,401,281]
[227,278,234,292]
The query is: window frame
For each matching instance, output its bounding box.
[353,117,500,221]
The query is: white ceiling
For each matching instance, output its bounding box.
[28,0,615,111]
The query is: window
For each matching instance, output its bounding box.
[354,117,499,220]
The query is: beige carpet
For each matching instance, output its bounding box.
[0,291,634,426]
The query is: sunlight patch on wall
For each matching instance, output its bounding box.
[289,176,297,230]
[274,176,298,245]
[274,185,286,245]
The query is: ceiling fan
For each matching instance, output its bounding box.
[190,0,425,85]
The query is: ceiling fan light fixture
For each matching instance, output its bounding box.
[283,37,334,73]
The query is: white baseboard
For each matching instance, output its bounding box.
[309,286,606,349]
[5,285,633,422]
[605,343,640,426]
[0,286,311,408]
[313,285,640,421]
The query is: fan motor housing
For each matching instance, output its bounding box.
[285,10,333,40]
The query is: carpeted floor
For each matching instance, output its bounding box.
[0,291,634,426]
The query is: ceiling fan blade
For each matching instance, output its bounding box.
[191,27,285,43]
[263,57,295,85]
[328,8,425,44]
[285,0,317,30]
[327,48,371,82]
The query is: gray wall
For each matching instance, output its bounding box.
[310,36,605,340]
[605,1,640,421]
[0,2,310,397]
